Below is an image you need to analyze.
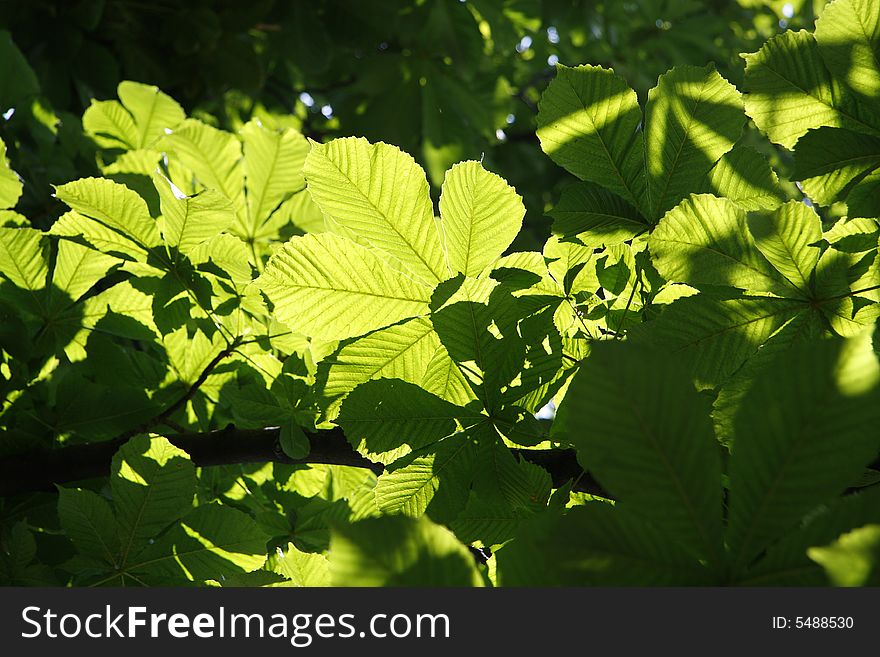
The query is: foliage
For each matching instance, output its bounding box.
[1,0,879,587]
[0,1,814,227]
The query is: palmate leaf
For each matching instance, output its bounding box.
[813,246,880,336]
[633,197,875,386]
[83,81,185,151]
[256,232,433,342]
[726,334,880,573]
[649,194,793,296]
[539,64,747,226]
[746,200,822,294]
[537,64,645,211]
[644,65,744,218]
[328,515,483,586]
[430,275,563,413]
[564,343,724,565]
[439,160,524,277]
[497,505,713,586]
[304,137,447,285]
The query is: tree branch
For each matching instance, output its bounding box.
[0,425,608,498]
[113,339,240,443]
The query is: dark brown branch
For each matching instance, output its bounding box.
[0,425,607,498]
[113,339,240,442]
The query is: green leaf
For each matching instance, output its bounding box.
[808,524,880,587]
[439,160,524,277]
[565,342,724,564]
[304,137,447,284]
[847,170,880,218]
[743,30,880,149]
[702,147,786,211]
[317,316,439,418]
[0,226,47,291]
[420,343,478,406]
[49,211,153,263]
[740,486,880,585]
[257,232,433,342]
[375,435,477,521]
[813,247,880,335]
[57,488,120,567]
[430,276,562,412]
[163,118,246,219]
[792,128,880,207]
[727,335,880,572]
[111,435,196,565]
[649,194,792,295]
[328,515,483,586]
[83,99,138,151]
[0,137,22,209]
[548,182,648,247]
[270,542,329,586]
[279,422,309,460]
[84,81,185,150]
[241,120,309,236]
[746,200,822,295]
[450,492,534,546]
[130,504,268,582]
[711,308,824,446]
[537,64,645,211]
[814,0,880,100]
[52,240,119,304]
[471,435,552,511]
[497,505,712,586]
[644,65,744,218]
[226,382,289,428]
[338,379,473,464]
[153,173,235,255]
[0,30,38,110]
[54,177,162,251]
[543,235,593,295]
